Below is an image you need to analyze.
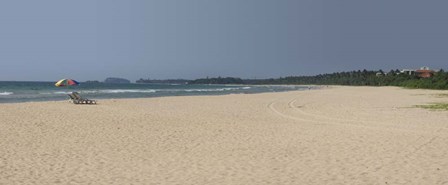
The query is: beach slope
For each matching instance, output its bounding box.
[1,86,448,184]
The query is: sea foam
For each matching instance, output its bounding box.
[0,92,14,96]
[98,89,157,94]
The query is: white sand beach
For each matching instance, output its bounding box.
[1,86,448,184]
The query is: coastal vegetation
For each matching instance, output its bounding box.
[415,103,448,111]
[136,78,190,84]
[189,77,244,84]
[188,69,448,90]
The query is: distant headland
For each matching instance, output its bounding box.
[104,77,131,84]
[136,78,190,84]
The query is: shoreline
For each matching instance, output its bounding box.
[0,85,318,104]
[2,84,445,104]
[0,88,313,105]
[5,84,447,105]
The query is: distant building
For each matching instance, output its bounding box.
[376,72,384,77]
[400,69,415,75]
[415,67,435,78]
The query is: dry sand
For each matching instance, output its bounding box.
[1,86,448,184]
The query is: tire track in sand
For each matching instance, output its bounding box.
[268,96,399,131]
[267,94,447,179]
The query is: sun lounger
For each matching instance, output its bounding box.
[68,92,97,104]
[67,94,79,104]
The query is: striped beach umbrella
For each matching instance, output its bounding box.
[55,79,80,87]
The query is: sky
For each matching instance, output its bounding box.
[0,0,447,81]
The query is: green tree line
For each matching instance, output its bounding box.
[251,69,448,89]
[190,69,448,90]
[189,77,244,84]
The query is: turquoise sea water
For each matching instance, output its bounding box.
[0,81,311,103]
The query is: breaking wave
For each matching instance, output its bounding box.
[0,92,13,96]
[184,87,240,92]
[95,89,157,94]
[38,87,252,95]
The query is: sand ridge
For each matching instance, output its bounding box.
[1,86,448,184]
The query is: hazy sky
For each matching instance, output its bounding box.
[1,0,447,81]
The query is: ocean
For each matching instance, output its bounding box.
[0,81,311,103]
